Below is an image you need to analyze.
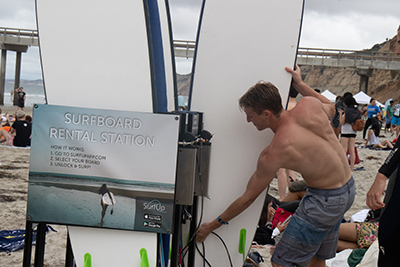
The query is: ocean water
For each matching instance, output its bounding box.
[27,183,136,230]
[27,173,174,232]
[2,81,189,109]
[4,81,46,107]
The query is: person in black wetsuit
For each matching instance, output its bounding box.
[366,25,400,267]
[366,140,400,266]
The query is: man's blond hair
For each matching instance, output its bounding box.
[239,81,283,117]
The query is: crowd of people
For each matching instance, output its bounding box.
[196,25,400,267]
[0,108,32,148]
[245,92,395,266]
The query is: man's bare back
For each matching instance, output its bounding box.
[264,96,351,189]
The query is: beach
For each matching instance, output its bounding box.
[0,121,393,266]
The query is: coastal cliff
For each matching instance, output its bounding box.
[177,34,400,104]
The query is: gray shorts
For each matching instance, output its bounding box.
[271,177,355,267]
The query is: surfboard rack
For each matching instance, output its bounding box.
[170,110,213,266]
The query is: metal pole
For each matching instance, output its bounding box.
[22,221,33,267]
[34,223,47,267]
[14,51,22,105]
[0,49,6,105]
[65,232,74,267]
[187,196,198,267]
[170,204,183,267]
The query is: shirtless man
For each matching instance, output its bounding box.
[196,65,355,267]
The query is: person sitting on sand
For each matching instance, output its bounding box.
[280,180,308,202]
[337,221,379,252]
[0,108,7,122]
[0,120,11,132]
[25,115,32,123]
[364,117,394,150]
[253,194,292,246]
[0,121,13,145]
[8,113,16,123]
[10,110,31,147]
[0,128,13,145]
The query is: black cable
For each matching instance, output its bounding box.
[194,242,212,267]
[180,139,235,267]
[181,144,270,267]
[211,232,233,267]
[202,242,205,267]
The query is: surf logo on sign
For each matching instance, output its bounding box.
[143,199,166,213]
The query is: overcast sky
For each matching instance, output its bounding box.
[0,0,398,79]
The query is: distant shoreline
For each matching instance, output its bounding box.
[0,105,33,116]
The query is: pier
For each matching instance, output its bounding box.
[2,28,400,104]
[0,27,38,105]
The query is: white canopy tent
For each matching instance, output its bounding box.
[321,90,337,102]
[353,91,384,107]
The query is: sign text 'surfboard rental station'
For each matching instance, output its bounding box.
[23,0,304,266]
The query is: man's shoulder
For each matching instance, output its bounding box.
[297,96,321,104]
[293,97,321,112]
[262,132,289,156]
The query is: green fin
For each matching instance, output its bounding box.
[83,253,91,267]
[140,248,150,267]
[238,228,247,262]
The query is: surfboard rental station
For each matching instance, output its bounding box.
[23,0,304,266]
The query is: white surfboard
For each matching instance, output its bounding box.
[35,0,176,266]
[102,192,116,206]
[190,0,304,265]
[157,0,177,112]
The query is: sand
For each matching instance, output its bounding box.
[0,105,33,117]
[0,115,393,266]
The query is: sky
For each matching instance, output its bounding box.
[0,0,398,80]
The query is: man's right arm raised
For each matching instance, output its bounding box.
[285,65,335,118]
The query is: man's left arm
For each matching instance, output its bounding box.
[196,153,277,243]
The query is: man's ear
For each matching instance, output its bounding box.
[263,110,271,118]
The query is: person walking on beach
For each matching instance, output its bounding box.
[98,184,116,227]
[366,25,400,267]
[15,87,26,111]
[391,101,400,138]
[385,100,394,134]
[196,65,355,267]
[362,98,381,139]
